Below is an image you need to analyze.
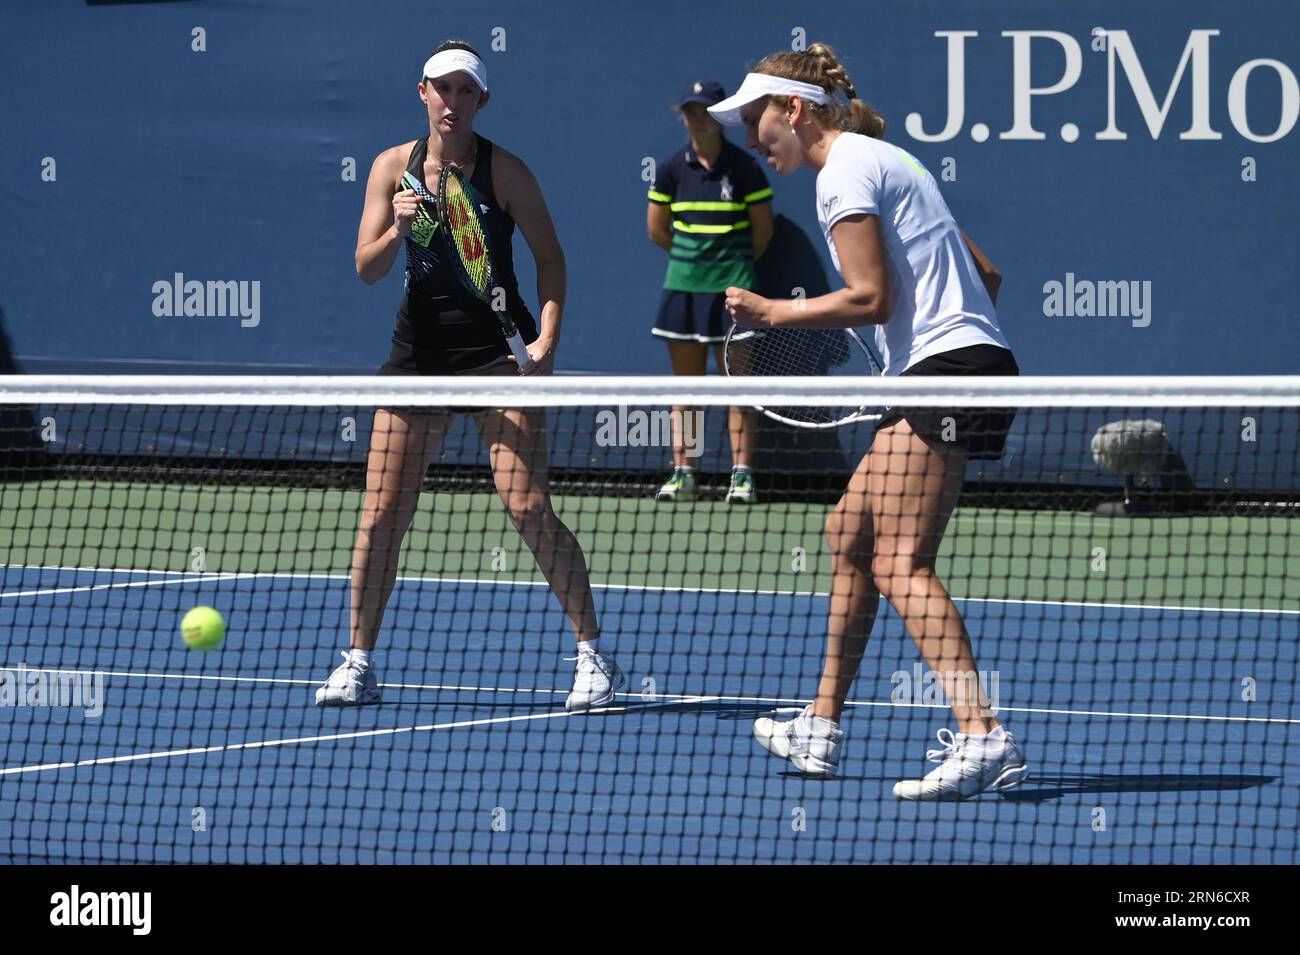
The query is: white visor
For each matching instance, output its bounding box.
[707,72,833,125]
[422,49,488,92]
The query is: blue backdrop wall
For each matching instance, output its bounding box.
[2,0,1298,376]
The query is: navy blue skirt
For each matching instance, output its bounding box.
[651,290,731,344]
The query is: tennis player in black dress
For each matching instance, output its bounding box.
[314,41,623,713]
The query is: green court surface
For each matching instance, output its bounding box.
[5,479,1297,610]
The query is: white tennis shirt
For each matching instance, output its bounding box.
[815,132,1009,375]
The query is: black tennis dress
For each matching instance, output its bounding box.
[380,134,539,376]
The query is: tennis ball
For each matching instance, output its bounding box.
[181,606,225,651]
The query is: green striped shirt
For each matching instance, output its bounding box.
[648,138,773,293]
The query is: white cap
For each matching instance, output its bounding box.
[422,49,488,92]
[707,72,832,125]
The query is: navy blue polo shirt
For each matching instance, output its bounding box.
[648,137,772,293]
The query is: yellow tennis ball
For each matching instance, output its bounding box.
[181,606,225,651]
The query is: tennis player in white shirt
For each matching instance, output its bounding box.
[710,43,1029,800]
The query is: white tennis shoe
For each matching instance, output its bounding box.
[564,648,625,712]
[314,651,382,706]
[725,468,757,504]
[893,727,1029,801]
[753,704,843,775]
[655,468,697,502]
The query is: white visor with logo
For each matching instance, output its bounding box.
[422,50,488,92]
[707,73,832,125]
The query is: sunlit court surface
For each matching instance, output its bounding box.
[1,0,1298,925]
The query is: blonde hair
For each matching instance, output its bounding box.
[753,43,885,138]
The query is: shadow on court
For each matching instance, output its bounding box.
[622,700,778,719]
[369,698,564,711]
[337,699,782,718]
[1001,772,1277,802]
[758,772,1279,793]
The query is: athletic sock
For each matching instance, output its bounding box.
[804,709,839,734]
[963,726,1007,753]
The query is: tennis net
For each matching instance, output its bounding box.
[0,374,1297,864]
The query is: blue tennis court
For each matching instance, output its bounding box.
[1,564,1294,864]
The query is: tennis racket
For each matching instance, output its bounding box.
[400,167,532,368]
[723,323,884,428]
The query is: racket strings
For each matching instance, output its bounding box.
[727,327,879,427]
[442,175,492,294]
[733,327,847,377]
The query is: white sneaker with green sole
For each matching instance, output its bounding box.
[726,469,756,504]
[655,468,696,502]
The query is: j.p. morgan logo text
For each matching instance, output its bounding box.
[907,29,1297,143]
[49,885,151,935]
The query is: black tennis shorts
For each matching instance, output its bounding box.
[381,291,537,376]
[876,343,1019,460]
[377,355,520,416]
[378,290,532,415]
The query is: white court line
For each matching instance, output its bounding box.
[954,594,1300,616]
[1,665,1296,728]
[0,571,255,600]
[0,563,196,577]
[0,695,720,777]
[3,562,1291,616]
[334,570,1300,615]
[0,665,576,695]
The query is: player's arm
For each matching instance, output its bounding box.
[729,213,888,328]
[748,200,773,260]
[496,148,565,367]
[784,212,889,326]
[742,169,774,260]
[647,203,673,252]
[355,146,418,284]
[961,230,1001,305]
[647,163,675,252]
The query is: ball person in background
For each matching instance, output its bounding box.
[315,41,623,713]
[710,44,1028,800]
[647,80,773,504]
